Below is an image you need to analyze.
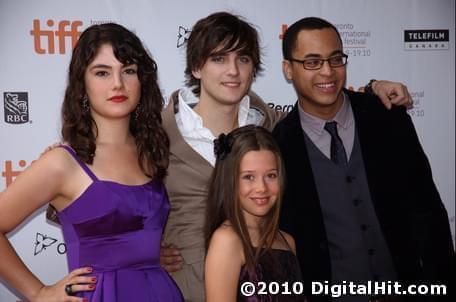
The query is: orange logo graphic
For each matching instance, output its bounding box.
[2,160,32,187]
[30,19,83,54]
[279,24,288,40]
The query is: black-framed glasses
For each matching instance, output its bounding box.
[289,54,348,70]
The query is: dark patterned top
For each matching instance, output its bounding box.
[238,248,306,302]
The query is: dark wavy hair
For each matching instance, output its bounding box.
[62,22,169,178]
[47,23,169,222]
[205,125,285,276]
[185,12,263,96]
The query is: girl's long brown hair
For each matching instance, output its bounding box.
[205,125,285,276]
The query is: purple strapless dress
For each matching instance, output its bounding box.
[57,145,183,301]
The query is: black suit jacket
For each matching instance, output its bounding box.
[272,90,454,301]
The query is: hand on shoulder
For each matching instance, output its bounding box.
[39,141,65,158]
[361,80,413,110]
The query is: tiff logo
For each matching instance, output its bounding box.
[4,92,29,124]
[30,19,83,54]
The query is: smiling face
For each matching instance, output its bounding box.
[238,149,280,226]
[283,27,346,119]
[192,50,254,107]
[84,43,141,121]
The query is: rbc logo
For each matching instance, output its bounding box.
[4,92,29,124]
[30,19,83,54]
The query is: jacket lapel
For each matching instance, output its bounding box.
[348,91,384,208]
[162,92,214,178]
[276,103,331,282]
[278,104,325,239]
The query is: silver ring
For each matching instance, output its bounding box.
[65,283,74,296]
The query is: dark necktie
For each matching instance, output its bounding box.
[324,121,348,165]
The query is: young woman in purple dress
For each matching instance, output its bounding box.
[0,23,183,301]
[205,125,305,302]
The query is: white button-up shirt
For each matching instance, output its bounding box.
[175,88,255,166]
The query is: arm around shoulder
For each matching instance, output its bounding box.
[390,105,455,283]
[205,226,244,302]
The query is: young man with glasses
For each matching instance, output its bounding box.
[273,17,454,302]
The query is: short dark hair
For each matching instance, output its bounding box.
[282,17,342,60]
[185,12,262,96]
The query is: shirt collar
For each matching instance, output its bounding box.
[178,88,203,132]
[333,93,351,130]
[238,94,251,126]
[178,87,251,128]
[298,92,352,134]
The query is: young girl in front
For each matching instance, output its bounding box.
[205,125,305,302]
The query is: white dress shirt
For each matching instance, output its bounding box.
[175,88,260,166]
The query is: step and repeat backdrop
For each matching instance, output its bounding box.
[0,0,454,300]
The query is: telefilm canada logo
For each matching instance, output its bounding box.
[4,92,29,124]
[404,29,449,50]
